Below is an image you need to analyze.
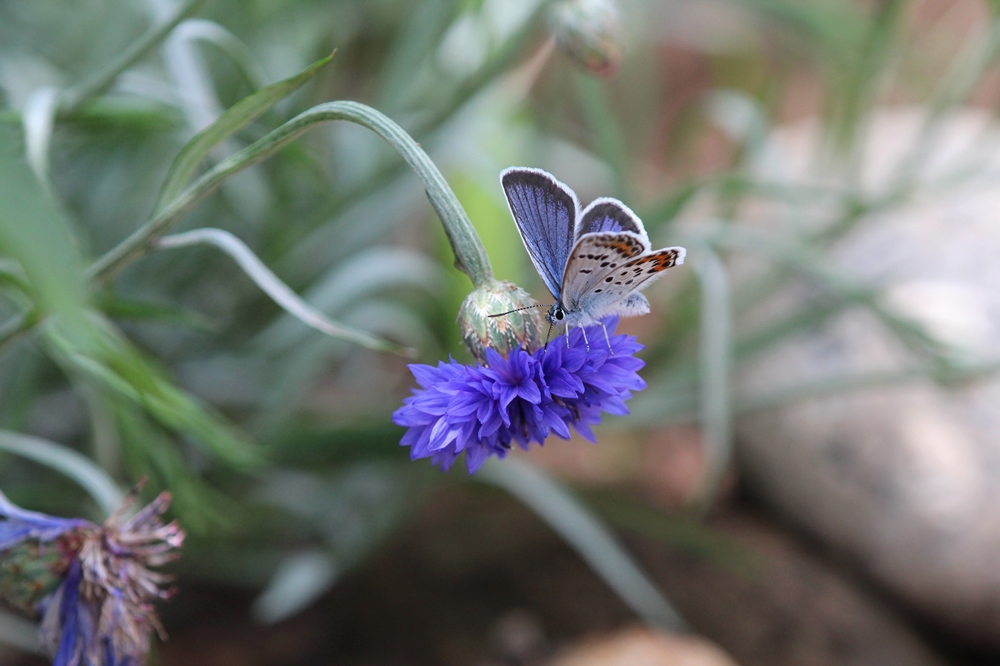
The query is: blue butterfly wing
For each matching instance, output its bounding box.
[576,197,647,239]
[501,167,579,299]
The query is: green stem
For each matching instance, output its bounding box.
[691,246,731,514]
[88,101,493,286]
[58,0,208,114]
[278,3,549,261]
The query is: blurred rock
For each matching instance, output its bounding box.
[489,609,548,664]
[637,512,948,666]
[547,627,738,666]
[734,107,1000,645]
[638,426,711,510]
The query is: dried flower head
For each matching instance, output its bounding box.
[0,485,183,666]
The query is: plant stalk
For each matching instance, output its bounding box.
[88,101,493,287]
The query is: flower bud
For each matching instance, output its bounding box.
[458,279,543,362]
[548,0,623,77]
[0,533,80,614]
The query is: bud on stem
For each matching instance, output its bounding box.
[548,0,624,77]
[458,279,544,362]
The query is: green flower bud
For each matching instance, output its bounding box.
[458,279,543,363]
[0,531,81,614]
[548,0,623,77]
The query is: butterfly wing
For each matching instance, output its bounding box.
[562,237,685,323]
[560,232,649,315]
[501,167,580,299]
[576,197,647,240]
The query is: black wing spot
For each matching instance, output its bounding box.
[595,289,602,293]
[605,277,613,282]
[579,269,591,274]
[647,269,657,274]
[600,262,609,267]
[614,281,622,285]
[625,280,633,285]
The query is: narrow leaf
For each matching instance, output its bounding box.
[251,549,338,625]
[44,315,263,469]
[156,228,414,356]
[692,247,732,512]
[21,87,60,184]
[0,125,88,322]
[478,458,686,632]
[153,52,334,213]
[98,294,216,332]
[0,429,124,517]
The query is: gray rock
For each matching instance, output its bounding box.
[734,108,1000,644]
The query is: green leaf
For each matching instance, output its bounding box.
[98,293,216,332]
[111,399,237,533]
[691,247,732,512]
[156,228,413,356]
[45,315,263,469]
[574,72,629,199]
[583,491,751,573]
[57,0,208,113]
[642,180,702,230]
[152,52,335,214]
[251,549,338,624]
[0,125,88,324]
[0,429,124,517]
[478,458,686,632]
[90,101,492,288]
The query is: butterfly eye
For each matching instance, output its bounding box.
[555,310,564,321]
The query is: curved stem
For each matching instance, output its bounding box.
[88,101,493,286]
[691,246,731,514]
[157,228,415,356]
[58,0,208,114]
[479,458,687,632]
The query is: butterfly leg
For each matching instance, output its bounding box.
[564,323,572,349]
[580,325,590,353]
[601,322,614,356]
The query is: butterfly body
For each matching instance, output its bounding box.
[500,167,685,334]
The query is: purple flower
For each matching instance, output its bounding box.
[0,487,183,666]
[393,318,646,473]
[0,494,89,551]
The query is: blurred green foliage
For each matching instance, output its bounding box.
[1,0,999,638]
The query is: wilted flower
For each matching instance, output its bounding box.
[0,486,183,666]
[393,318,645,473]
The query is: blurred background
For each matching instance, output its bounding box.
[4,0,1000,664]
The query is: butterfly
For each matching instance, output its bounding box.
[497,167,685,349]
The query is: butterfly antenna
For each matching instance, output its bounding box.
[488,304,551,318]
